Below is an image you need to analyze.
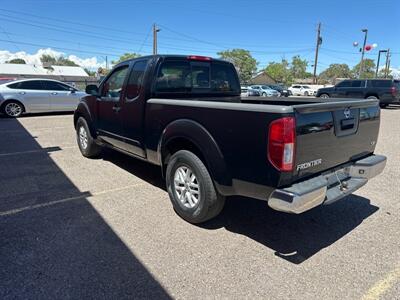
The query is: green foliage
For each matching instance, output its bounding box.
[40,54,79,66]
[378,68,393,79]
[112,53,141,65]
[6,58,26,64]
[290,55,309,79]
[217,49,258,83]
[264,59,292,85]
[352,59,376,79]
[84,68,96,76]
[319,63,352,81]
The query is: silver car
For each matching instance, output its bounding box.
[0,79,85,117]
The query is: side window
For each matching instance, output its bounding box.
[293,85,300,89]
[370,80,391,88]
[17,81,45,90]
[155,61,191,92]
[101,66,129,99]
[126,60,148,100]
[351,80,364,88]
[43,81,71,91]
[7,82,21,89]
[336,81,351,88]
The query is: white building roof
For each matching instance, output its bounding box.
[0,64,89,77]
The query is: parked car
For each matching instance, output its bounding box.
[0,79,85,117]
[241,86,260,97]
[316,79,400,108]
[268,84,291,97]
[249,85,280,97]
[75,54,386,224]
[288,85,316,96]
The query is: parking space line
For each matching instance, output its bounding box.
[362,266,400,300]
[0,183,145,217]
[0,146,77,157]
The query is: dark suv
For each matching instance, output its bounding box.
[316,79,400,108]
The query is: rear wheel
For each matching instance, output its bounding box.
[320,93,329,99]
[76,117,101,158]
[304,91,309,96]
[262,92,267,97]
[166,150,225,224]
[2,101,23,117]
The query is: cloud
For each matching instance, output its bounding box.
[0,48,105,69]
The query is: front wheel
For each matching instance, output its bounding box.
[2,101,23,117]
[76,117,101,158]
[262,92,267,97]
[304,91,309,96]
[319,93,329,99]
[166,150,225,224]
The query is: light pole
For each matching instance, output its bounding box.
[153,23,161,55]
[375,50,387,78]
[358,29,368,78]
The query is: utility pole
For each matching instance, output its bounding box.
[358,29,368,78]
[153,23,161,55]
[313,22,322,84]
[384,49,390,78]
[375,50,387,78]
[105,56,108,70]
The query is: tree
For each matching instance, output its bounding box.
[319,63,352,81]
[290,55,308,79]
[84,68,96,76]
[264,59,293,85]
[217,49,258,83]
[6,58,26,64]
[352,59,375,79]
[112,53,141,65]
[40,54,79,66]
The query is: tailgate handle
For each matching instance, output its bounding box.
[341,118,355,130]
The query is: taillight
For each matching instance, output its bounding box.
[268,117,296,171]
[187,55,212,61]
[390,86,396,96]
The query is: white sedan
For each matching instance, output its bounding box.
[0,79,86,117]
[288,85,316,96]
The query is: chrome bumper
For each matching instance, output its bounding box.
[268,155,386,214]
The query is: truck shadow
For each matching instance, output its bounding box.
[0,118,170,299]
[103,150,379,265]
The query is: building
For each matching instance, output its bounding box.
[0,63,97,89]
[249,71,277,85]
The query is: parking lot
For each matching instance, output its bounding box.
[0,108,399,299]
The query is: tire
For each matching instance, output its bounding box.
[262,92,267,97]
[320,93,329,99]
[166,150,225,224]
[2,101,24,118]
[366,96,378,99]
[76,117,101,158]
[379,103,388,108]
[304,91,309,96]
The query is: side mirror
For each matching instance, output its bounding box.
[85,84,99,96]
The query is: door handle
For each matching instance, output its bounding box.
[51,92,58,95]
[112,106,121,113]
[19,91,26,95]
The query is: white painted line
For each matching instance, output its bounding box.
[0,183,144,217]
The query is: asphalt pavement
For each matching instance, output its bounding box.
[0,108,399,299]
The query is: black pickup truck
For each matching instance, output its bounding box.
[74,55,386,224]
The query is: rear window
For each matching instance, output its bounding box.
[155,60,239,95]
[370,80,392,88]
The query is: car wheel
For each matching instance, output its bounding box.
[304,91,309,96]
[367,96,378,100]
[262,92,267,97]
[320,94,329,99]
[379,103,388,108]
[2,101,24,117]
[76,117,101,158]
[166,150,225,224]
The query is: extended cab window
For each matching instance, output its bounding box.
[155,60,239,94]
[370,80,391,88]
[126,60,148,100]
[351,80,364,87]
[102,66,129,99]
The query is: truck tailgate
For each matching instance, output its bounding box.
[290,99,380,183]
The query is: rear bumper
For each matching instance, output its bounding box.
[268,154,386,214]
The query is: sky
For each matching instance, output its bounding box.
[0,0,399,75]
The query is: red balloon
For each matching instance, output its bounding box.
[365,45,372,51]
